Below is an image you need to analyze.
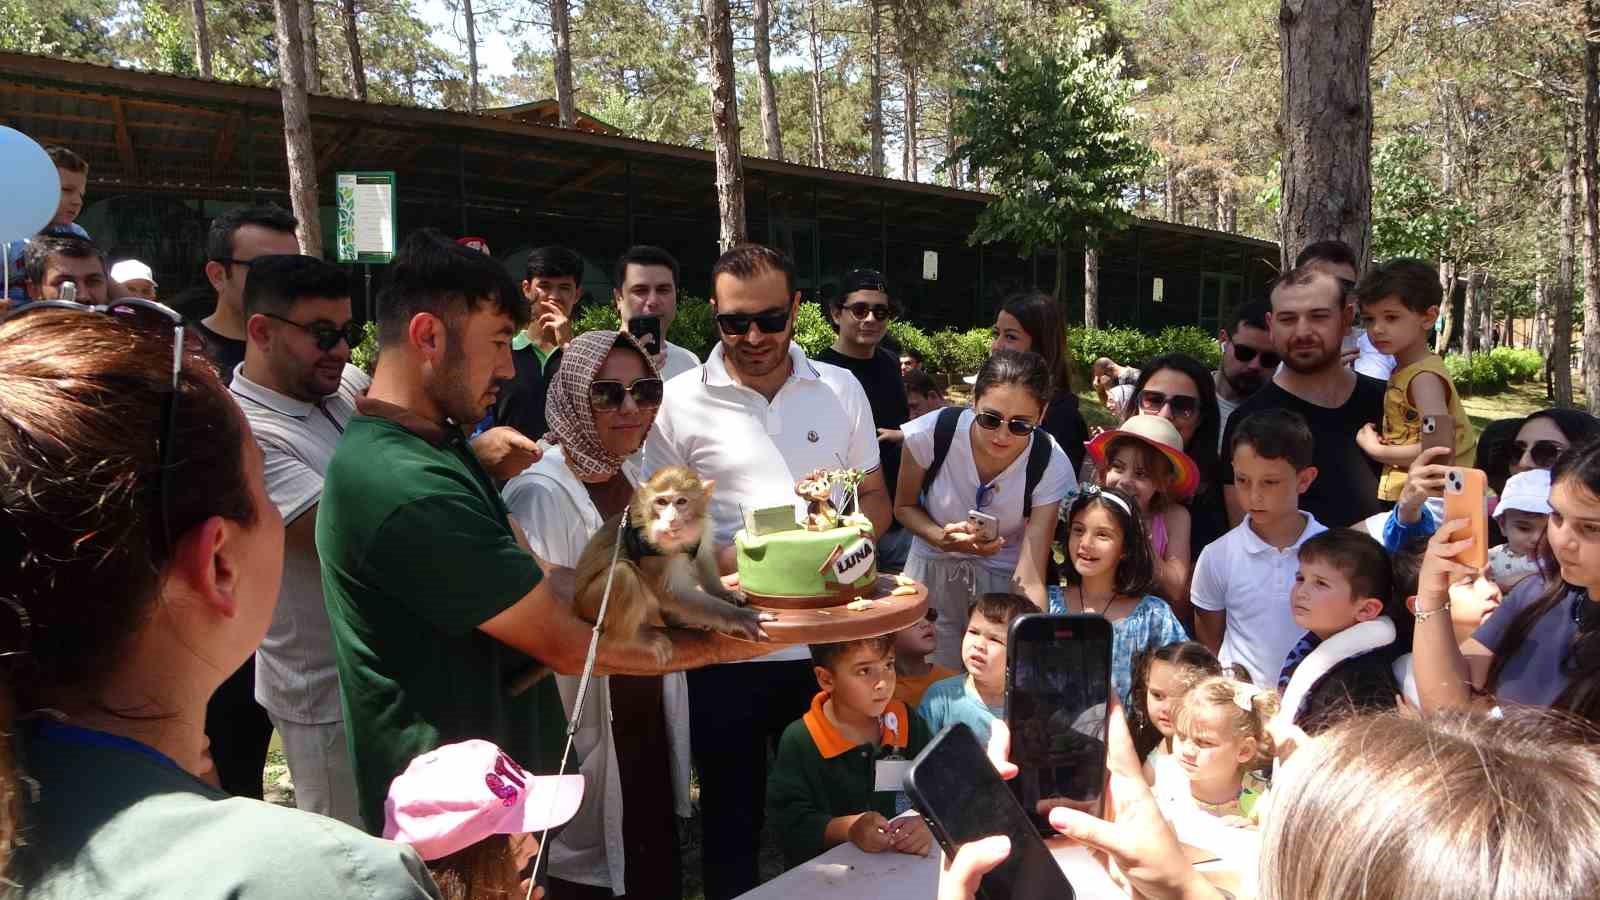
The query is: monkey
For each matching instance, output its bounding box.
[796,469,839,531]
[570,466,773,666]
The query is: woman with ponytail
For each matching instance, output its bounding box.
[0,304,438,897]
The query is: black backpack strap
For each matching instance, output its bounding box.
[921,406,965,498]
[1021,430,1055,518]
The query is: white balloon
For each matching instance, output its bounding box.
[0,128,61,245]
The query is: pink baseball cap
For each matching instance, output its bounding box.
[383,740,585,861]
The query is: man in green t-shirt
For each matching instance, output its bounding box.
[318,230,768,834]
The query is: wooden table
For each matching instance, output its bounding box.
[751,574,931,645]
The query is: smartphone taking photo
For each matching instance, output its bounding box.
[1004,614,1112,835]
[627,314,662,358]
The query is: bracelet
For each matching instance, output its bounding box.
[1414,601,1451,623]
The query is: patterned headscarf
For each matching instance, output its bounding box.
[544,329,661,481]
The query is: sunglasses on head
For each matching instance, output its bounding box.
[715,308,790,336]
[261,313,363,352]
[1231,344,1281,368]
[1511,439,1567,469]
[590,376,664,412]
[1138,389,1199,422]
[842,302,894,322]
[974,410,1037,437]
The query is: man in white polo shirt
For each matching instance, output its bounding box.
[643,243,891,899]
[228,253,369,825]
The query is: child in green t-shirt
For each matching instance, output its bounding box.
[766,635,933,869]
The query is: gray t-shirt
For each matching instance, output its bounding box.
[15,721,440,899]
[1474,577,1580,708]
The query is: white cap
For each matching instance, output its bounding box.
[110,259,155,285]
[1497,468,1552,519]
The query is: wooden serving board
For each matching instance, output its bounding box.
[745,574,929,644]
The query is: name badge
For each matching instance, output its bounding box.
[833,537,876,583]
[874,758,913,793]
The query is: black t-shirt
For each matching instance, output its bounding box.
[192,319,246,386]
[1218,375,1387,528]
[816,345,910,495]
[1042,392,1089,475]
[495,343,563,442]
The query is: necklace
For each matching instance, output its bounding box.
[1072,586,1119,615]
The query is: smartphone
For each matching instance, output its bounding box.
[905,723,1076,900]
[627,315,662,357]
[1004,614,1112,835]
[1443,467,1488,569]
[59,281,77,303]
[1420,414,1455,457]
[967,510,1000,544]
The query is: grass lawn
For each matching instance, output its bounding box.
[1460,380,1581,434]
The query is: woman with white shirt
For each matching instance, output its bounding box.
[502,329,690,900]
[894,349,1077,669]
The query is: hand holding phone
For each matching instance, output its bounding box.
[967,510,1000,544]
[1442,467,1488,569]
[1005,614,1112,834]
[627,314,662,357]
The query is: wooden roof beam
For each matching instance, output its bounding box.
[110,97,138,180]
[551,159,624,196]
[315,127,363,179]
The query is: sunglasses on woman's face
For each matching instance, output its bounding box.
[842,302,893,322]
[715,308,790,336]
[1230,344,1281,368]
[974,410,1037,437]
[1138,389,1199,422]
[590,376,664,412]
[1512,439,1567,470]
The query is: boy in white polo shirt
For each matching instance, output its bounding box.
[1192,408,1326,686]
[643,244,891,900]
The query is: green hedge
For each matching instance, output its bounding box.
[1065,325,1220,375]
[1443,347,1543,396]
[572,296,721,359]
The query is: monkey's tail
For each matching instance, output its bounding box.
[528,512,626,898]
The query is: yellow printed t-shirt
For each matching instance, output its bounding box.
[1377,354,1476,501]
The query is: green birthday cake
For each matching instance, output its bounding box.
[734,468,878,608]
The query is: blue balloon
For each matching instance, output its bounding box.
[0,128,61,245]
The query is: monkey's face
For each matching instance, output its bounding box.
[647,490,704,552]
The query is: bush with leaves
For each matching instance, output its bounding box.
[887,319,937,368]
[1488,347,1542,384]
[352,321,379,375]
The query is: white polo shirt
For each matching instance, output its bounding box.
[660,340,701,380]
[230,362,370,724]
[643,341,880,663]
[1190,511,1326,687]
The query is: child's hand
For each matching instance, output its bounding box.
[1356,423,1384,455]
[888,814,933,856]
[1398,446,1453,520]
[848,811,894,853]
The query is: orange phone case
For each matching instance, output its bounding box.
[1442,467,1488,569]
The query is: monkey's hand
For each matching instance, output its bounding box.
[661,591,773,642]
[705,581,748,607]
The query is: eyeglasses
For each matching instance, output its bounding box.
[1,297,194,556]
[842,302,894,322]
[1230,344,1281,368]
[1511,439,1567,470]
[1138,389,1199,422]
[715,309,790,336]
[261,313,363,352]
[210,257,259,270]
[974,410,1037,437]
[590,376,664,412]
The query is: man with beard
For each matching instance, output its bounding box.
[643,244,891,899]
[1218,266,1386,530]
[317,231,768,833]
[1213,299,1275,448]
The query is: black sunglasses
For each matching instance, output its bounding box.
[211,256,259,270]
[1511,439,1567,470]
[715,308,790,336]
[261,313,363,352]
[1231,344,1281,368]
[590,376,664,412]
[974,410,1037,437]
[842,302,894,322]
[2,297,193,555]
[1138,389,1199,422]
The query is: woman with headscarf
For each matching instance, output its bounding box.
[502,329,688,900]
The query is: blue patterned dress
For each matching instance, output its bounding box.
[1048,593,1190,705]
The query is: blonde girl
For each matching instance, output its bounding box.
[1167,676,1278,825]
[1085,415,1200,614]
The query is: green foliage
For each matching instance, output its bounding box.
[920,327,993,377]
[571,296,718,359]
[351,322,380,375]
[1493,347,1543,383]
[572,303,623,336]
[0,0,119,60]
[791,302,837,356]
[1064,325,1219,374]
[1442,348,1543,396]
[886,320,936,368]
[944,12,1156,258]
[1371,135,1475,262]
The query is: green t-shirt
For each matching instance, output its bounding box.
[13,721,441,899]
[318,414,567,833]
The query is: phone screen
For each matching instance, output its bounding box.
[905,724,1075,900]
[627,315,662,357]
[1005,614,1112,834]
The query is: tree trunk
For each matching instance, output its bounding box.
[1480,275,1495,352]
[462,0,481,112]
[1462,270,1483,354]
[341,0,366,101]
[868,1,884,178]
[902,62,919,181]
[1164,142,1181,224]
[1277,0,1375,270]
[1438,259,1457,352]
[272,0,323,256]
[1083,243,1100,329]
[1557,115,1578,407]
[191,0,213,78]
[1585,0,1600,414]
[299,0,320,93]
[945,88,959,189]
[705,0,745,250]
[551,0,576,126]
[807,0,825,167]
[752,0,782,159]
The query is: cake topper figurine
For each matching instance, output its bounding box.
[795,466,871,533]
